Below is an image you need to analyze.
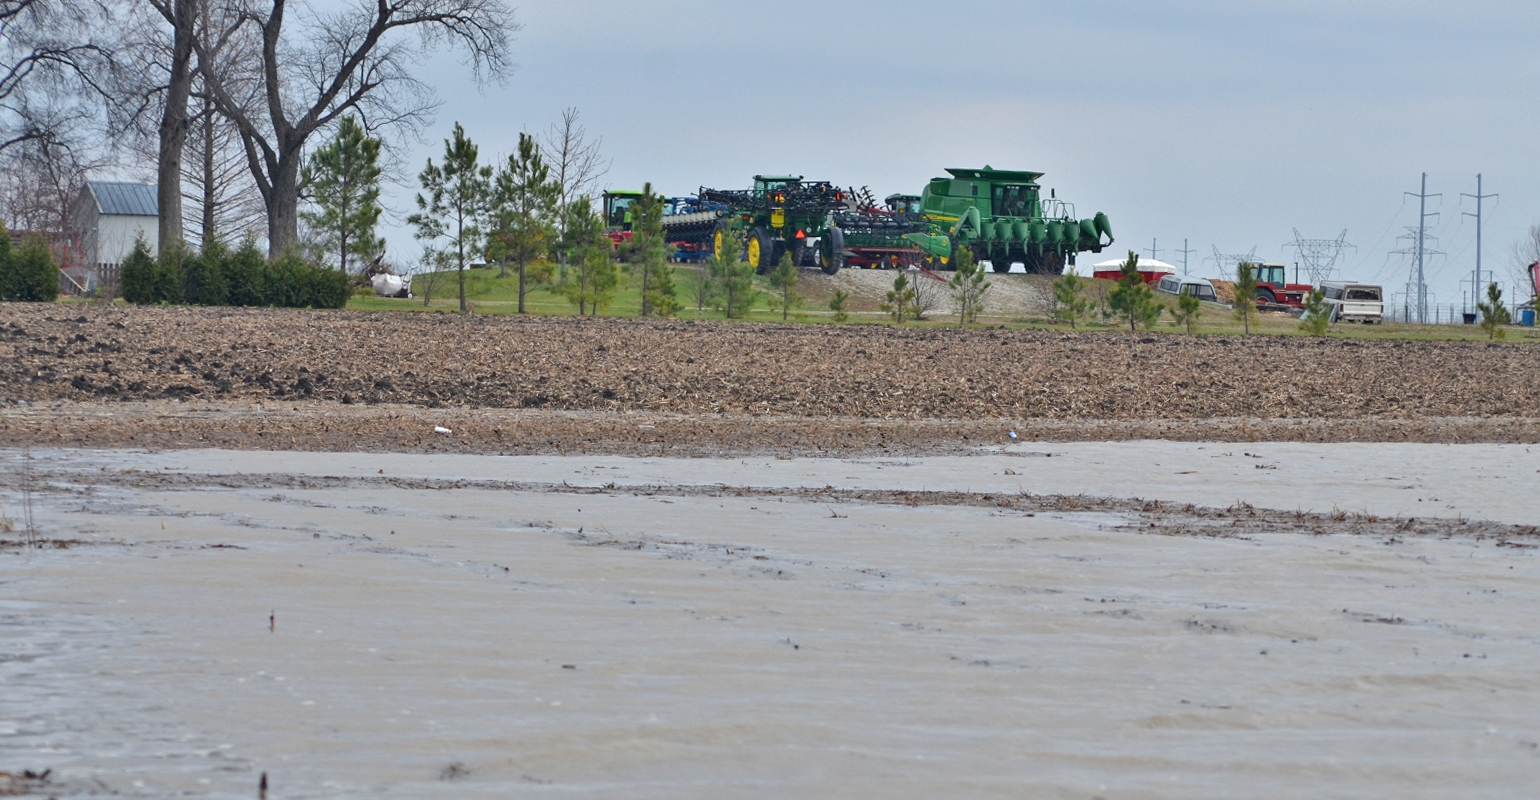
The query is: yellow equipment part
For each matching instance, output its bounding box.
[747,236,761,267]
[771,209,785,229]
[714,229,724,256]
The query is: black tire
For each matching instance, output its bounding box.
[747,227,775,274]
[1021,247,1064,275]
[1256,288,1276,305]
[820,226,845,275]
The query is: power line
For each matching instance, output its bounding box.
[1176,239,1196,276]
[1206,245,1257,277]
[1285,229,1355,284]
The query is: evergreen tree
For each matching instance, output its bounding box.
[710,229,757,319]
[1478,282,1511,340]
[3,234,60,302]
[628,184,677,317]
[1170,292,1202,334]
[947,246,991,326]
[224,236,269,307]
[828,289,850,323]
[881,272,916,323]
[183,242,230,306]
[1298,288,1331,336]
[557,198,617,315]
[119,237,158,304]
[488,132,559,313]
[768,252,801,321]
[408,123,492,314]
[300,116,384,274]
[1108,251,1161,331]
[1052,270,1092,328]
[1233,261,1259,334]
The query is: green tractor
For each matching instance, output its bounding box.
[700,176,850,274]
[904,166,1113,273]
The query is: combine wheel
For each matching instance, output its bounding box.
[1022,248,1066,275]
[820,226,845,275]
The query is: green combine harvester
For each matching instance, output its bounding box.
[904,166,1113,273]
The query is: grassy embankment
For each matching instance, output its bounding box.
[347,262,1539,342]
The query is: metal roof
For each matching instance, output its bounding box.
[87,182,158,217]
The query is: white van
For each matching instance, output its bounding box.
[1154,274,1220,303]
[1319,281,1383,323]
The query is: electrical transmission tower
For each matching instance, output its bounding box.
[1462,174,1496,313]
[1177,239,1196,275]
[1285,229,1355,284]
[1390,224,1443,324]
[1396,173,1441,324]
[1206,245,1257,277]
[1145,238,1163,262]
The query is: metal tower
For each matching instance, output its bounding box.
[1145,238,1163,263]
[1206,245,1258,277]
[1391,224,1443,324]
[1177,239,1196,275]
[1461,174,1497,309]
[1399,174,1441,324]
[1285,229,1355,284]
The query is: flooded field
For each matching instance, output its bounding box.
[3,443,1539,798]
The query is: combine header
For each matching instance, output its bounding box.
[905,166,1113,274]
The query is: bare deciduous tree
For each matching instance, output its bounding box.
[0,0,119,154]
[197,0,517,257]
[540,106,606,278]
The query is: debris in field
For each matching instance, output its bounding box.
[434,426,452,434]
[1008,431,1018,440]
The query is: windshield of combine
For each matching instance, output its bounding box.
[992,185,1038,218]
[1346,287,1381,301]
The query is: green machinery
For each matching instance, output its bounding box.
[699,176,849,274]
[904,166,1113,273]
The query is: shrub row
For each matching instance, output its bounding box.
[0,227,62,302]
[120,237,349,309]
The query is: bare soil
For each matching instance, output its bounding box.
[2,303,1537,454]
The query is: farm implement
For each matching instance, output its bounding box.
[904,166,1114,274]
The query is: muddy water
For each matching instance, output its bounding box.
[3,445,1539,798]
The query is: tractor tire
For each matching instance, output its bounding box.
[1022,247,1065,275]
[746,228,775,274]
[820,227,845,275]
[1256,288,1277,305]
[712,221,738,261]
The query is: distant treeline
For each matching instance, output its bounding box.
[120,238,349,310]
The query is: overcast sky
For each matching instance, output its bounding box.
[380,0,1540,308]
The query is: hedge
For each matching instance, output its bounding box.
[120,236,348,309]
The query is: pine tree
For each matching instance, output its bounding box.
[408,123,492,314]
[1108,250,1161,331]
[301,117,384,274]
[119,237,159,304]
[1233,261,1259,334]
[557,197,616,315]
[1477,282,1511,340]
[1170,292,1202,334]
[1052,270,1092,328]
[768,252,801,321]
[489,132,559,313]
[628,184,677,317]
[882,272,916,323]
[828,289,850,323]
[1298,288,1330,336]
[947,246,991,326]
[710,229,757,319]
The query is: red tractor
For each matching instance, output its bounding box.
[1250,262,1313,309]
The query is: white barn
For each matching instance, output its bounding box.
[69,181,158,287]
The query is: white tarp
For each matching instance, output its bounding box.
[1090,257,1178,273]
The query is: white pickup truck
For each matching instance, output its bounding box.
[1319,281,1383,324]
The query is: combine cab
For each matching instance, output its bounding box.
[700,176,850,274]
[905,166,1113,274]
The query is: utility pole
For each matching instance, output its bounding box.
[1177,239,1196,275]
[1145,238,1162,263]
[1404,174,1441,324]
[1462,173,1496,312]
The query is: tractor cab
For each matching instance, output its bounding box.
[1254,263,1287,286]
[602,190,647,231]
[753,175,802,202]
[885,194,922,215]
